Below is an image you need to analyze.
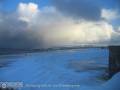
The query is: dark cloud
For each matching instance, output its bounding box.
[51,0,100,21]
[0,2,120,49]
[0,13,44,49]
[51,0,120,21]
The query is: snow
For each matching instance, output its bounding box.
[98,72,120,90]
[0,48,110,90]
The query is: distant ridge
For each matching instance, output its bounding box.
[0,46,106,55]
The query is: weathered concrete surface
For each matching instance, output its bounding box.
[109,46,120,77]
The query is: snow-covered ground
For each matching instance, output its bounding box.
[0,48,111,90]
[99,72,120,90]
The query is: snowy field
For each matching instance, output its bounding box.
[0,48,114,90]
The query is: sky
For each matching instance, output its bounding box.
[0,0,120,49]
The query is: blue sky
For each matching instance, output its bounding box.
[0,0,50,12]
[0,0,119,11]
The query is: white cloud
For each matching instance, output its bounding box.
[101,9,119,21]
[116,27,120,33]
[41,21,114,46]
[119,27,120,31]
[0,2,120,48]
[16,3,120,47]
[18,3,39,22]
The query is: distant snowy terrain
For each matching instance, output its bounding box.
[0,48,112,90]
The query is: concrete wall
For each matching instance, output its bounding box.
[109,46,120,77]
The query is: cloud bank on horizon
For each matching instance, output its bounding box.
[0,0,120,49]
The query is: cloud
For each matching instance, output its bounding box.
[40,21,114,46]
[17,3,120,47]
[51,0,101,21]
[119,27,120,31]
[18,2,39,22]
[51,0,120,21]
[0,2,120,49]
[0,12,44,49]
[101,9,120,21]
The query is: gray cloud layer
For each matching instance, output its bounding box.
[51,0,120,21]
[0,2,120,49]
[0,13,44,49]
